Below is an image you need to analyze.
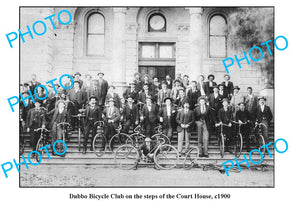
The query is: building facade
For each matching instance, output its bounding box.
[20,7,273,110]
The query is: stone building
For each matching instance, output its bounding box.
[20,7,274,111]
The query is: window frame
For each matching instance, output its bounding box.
[148,13,167,32]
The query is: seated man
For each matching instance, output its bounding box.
[215,98,233,153]
[235,102,251,152]
[139,137,155,162]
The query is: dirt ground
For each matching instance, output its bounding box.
[20,164,273,187]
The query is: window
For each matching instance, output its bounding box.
[87,13,105,56]
[148,13,166,32]
[139,43,175,59]
[209,15,227,58]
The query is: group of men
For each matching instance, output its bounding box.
[20,72,273,158]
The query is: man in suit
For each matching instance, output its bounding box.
[141,97,159,137]
[26,101,46,152]
[197,75,209,97]
[86,80,101,105]
[73,72,83,89]
[20,91,34,126]
[216,98,233,152]
[138,84,153,104]
[175,88,188,109]
[194,96,210,157]
[133,72,143,93]
[122,96,139,134]
[82,74,92,92]
[50,100,71,156]
[182,75,189,90]
[222,74,234,99]
[105,85,121,109]
[236,102,252,152]
[206,74,217,94]
[103,98,121,150]
[208,86,223,129]
[123,82,139,103]
[97,72,109,108]
[159,97,177,141]
[142,74,155,92]
[28,74,41,94]
[83,96,102,154]
[165,75,173,90]
[157,81,172,106]
[218,83,228,100]
[255,97,273,143]
[230,86,244,119]
[171,79,184,101]
[244,87,258,122]
[176,102,195,156]
[187,81,201,110]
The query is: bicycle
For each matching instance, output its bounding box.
[72,111,86,151]
[19,119,26,156]
[109,122,133,151]
[232,121,249,158]
[183,146,200,170]
[216,123,231,158]
[129,124,146,146]
[56,122,71,154]
[152,123,171,145]
[34,127,50,162]
[92,121,108,157]
[114,137,179,170]
[249,122,267,157]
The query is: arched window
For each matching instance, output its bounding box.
[209,15,227,58]
[87,13,105,56]
[148,13,166,32]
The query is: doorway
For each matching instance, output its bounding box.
[139,66,175,81]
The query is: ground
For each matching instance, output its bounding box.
[20,165,273,187]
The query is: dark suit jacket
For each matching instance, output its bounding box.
[20,101,34,122]
[222,81,234,95]
[67,89,86,106]
[50,108,71,128]
[123,88,139,103]
[103,106,121,126]
[86,87,102,105]
[255,105,273,124]
[236,109,251,123]
[26,108,46,128]
[98,79,108,105]
[187,89,201,109]
[208,93,223,111]
[85,105,102,125]
[194,104,210,124]
[157,89,172,105]
[175,96,189,108]
[196,82,209,95]
[176,110,195,133]
[205,81,217,94]
[159,105,177,129]
[105,93,121,109]
[142,104,158,124]
[122,103,139,123]
[217,108,233,124]
[138,90,154,104]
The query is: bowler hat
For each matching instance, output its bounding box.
[97,72,104,76]
[258,96,266,101]
[208,74,215,80]
[74,72,81,76]
[233,86,240,90]
[164,97,173,103]
[197,96,206,102]
[89,96,98,101]
[224,74,231,80]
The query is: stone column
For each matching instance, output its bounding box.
[188,7,203,81]
[111,8,127,94]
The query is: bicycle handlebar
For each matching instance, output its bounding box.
[57,122,71,127]
[232,121,248,125]
[254,122,267,129]
[34,127,49,132]
[94,121,105,127]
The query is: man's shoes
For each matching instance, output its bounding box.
[82,147,87,154]
[204,154,209,158]
[198,153,204,157]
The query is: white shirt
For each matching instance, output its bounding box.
[260,105,265,112]
[147,105,152,112]
[166,105,171,116]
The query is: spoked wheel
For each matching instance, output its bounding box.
[129,133,145,146]
[183,147,199,170]
[114,144,139,170]
[151,133,170,145]
[219,134,225,158]
[35,139,44,162]
[109,133,133,151]
[154,144,179,170]
[257,134,266,157]
[93,133,107,157]
[234,133,243,158]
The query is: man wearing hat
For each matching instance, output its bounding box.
[138,84,154,104]
[26,101,46,152]
[105,85,121,109]
[157,81,172,106]
[123,82,139,103]
[171,79,184,100]
[255,97,273,143]
[139,137,155,162]
[133,72,143,92]
[218,83,228,100]
[194,96,210,157]
[208,85,223,134]
[103,98,121,150]
[187,81,201,110]
[205,74,217,94]
[97,71,109,108]
[175,88,188,109]
[230,85,244,119]
[141,96,159,136]
[122,96,139,134]
[235,102,252,152]
[83,96,102,154]
[142,74,154,92]
[73,72,83,89]
[244,87,258,122]
[165,75,173,90]
[216,98,233,152]
[222,74,234,98]
[182,75,189,90]
[159,97,177,141]
[50,100,71,156]
[176,102,195,156]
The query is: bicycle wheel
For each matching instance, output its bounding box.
[151,133,170,145]
[235,133,243,158]
[35,138,45,162]
[183,147,199,170]
[219,134,225,158]
[257,134,266,157]
[129,133,145,146]
[93,133,107,157]
[109,133,133,151]
[114,144,139,170]
[154,144,179,170]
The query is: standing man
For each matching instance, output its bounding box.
[206,74,217,94]
[194,96,210,158]
[176,102,195,156]
[187,81,201,110]
[73,72,83,89]
[218,83,228,100]
[141,97,159,137]
[175,88,188,109]
[28,74,41,94]
[83,96,102,154]
[157,81,172,106]
[171,79,184,101]
[86,79,101,105]
[208,85,223,131]
[165,75,173,90]
[26,102,46,152]
[138,84,153,104]
[123,82,139,103]
[197,75,209,97]
[133,72,143,92]
[255,97,273,143]
[105,85,121,109]
[159,97,177,141]
[97,72,109,109]
[244,87,258,122]
[122,96,139,134]
[230,86,244,119]
[222,74,234,99]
